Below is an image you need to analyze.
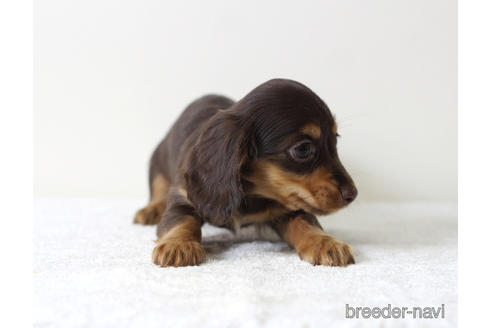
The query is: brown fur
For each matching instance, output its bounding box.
[244,160,342,215]
[332,119,338,135]
[134,79,358,267]
[152,216,204,267]
[280,215,354,266]
[300,123,321,139]
[134,174,170,225]
[234,204,287,227]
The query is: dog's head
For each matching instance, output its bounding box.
[185,79,357,222]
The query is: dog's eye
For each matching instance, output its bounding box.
[289,140,315,162]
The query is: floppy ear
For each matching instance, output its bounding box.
[184,110,251,223]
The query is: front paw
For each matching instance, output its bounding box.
[297,235,354,266]
[134,203,164,225]
[152,240,205,267]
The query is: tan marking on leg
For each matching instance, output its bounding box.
[152,216,205,267]
[300,123,321,139]
[284,217,354,266]
[134,174,170,225]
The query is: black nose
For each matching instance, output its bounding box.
[339,184,357,204]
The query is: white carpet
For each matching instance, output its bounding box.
[34,199,457,328]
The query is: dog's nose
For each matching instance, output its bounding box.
[339,184,357,204]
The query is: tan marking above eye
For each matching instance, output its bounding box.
[332,120,338,136]
[300,123,321,139]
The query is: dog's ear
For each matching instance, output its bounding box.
[184,110,252,223]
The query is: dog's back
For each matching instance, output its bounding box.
[149,95,235,186]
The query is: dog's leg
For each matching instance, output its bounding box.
[271,213,355,266]
[152,190,205,267]
[134,174,170,225]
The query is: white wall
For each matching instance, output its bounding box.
[34,0,457,201]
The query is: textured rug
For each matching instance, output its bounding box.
[34,199,457,327]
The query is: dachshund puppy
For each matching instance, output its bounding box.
[134,79,358,267]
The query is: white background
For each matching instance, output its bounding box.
[4,1,487,327]
[34,0,456,202]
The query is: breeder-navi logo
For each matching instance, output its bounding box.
[345,304,445,319]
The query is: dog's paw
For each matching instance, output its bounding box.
[297,235,354,266]
[133,203,164,225]
[152,240,205,267]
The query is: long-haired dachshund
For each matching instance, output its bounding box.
[134,79,358,267]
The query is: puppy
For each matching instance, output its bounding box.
[134,79,358,267]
